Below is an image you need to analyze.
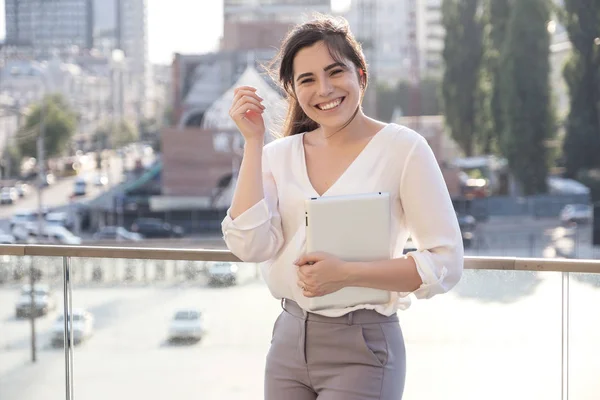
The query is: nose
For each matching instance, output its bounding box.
[317,77,334,97]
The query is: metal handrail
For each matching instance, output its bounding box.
[0,244,598,272]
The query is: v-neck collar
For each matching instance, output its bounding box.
[299,124,391,197]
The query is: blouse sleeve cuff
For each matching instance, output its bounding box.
[222,199,271,232]
[406,251,449,299]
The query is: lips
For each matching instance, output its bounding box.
[315,97,345,111]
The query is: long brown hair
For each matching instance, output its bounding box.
[268,14,368,137]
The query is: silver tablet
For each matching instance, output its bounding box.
[304,192,392,311]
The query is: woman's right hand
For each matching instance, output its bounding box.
[229,86,266,141]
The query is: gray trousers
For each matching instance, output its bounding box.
[265,299,406,400]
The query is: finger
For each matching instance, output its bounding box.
[297,268,309,282]
[234,86,257,95]
[294,252,324,266]
[232,90,264,105]
[231,103,264,120]
[231,95,266,115]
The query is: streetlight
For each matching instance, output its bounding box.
[106,49,125,190]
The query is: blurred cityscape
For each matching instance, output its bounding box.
[0,0,599,399]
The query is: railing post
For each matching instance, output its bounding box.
[63,256,74,400]
[561,271,570,400]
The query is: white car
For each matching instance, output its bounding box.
[560,204,593,225]
[0,187,19,204]
[15,224,82,245]
[0,229,16,244]
[9,209,49,231]
[51,309,94,347]
[206,262,239,285]
[93,174,108,187]
[45,212,72,229]
[168,309,205,342]
[15,283,57,318]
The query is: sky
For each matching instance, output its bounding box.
[0,0,351,65]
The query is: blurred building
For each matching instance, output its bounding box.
[93,0,150,119]
[157,64,285,211]
[0,53,137,151]
[221,0,331,51]
[171,50,278,128]
[416,0,444,77]
[4,0,94,56]
[343,0,444,84]
[344,0,409,84]
[4,0,150,123]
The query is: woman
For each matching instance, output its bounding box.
[222,14,463,400]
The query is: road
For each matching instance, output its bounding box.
[0,150,146,233]
[1,268,600,400]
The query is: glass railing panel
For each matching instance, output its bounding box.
[0,255,64,400]
[59,257,274,399]
[401,269,563,400]
[566,272,600,400]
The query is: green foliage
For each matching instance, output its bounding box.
[485,0,513,154]
[499,0,555,194]
[375,78,442,121]
[559,0,600,178]
[441,0,486,157]
[15,94,77,159]
[94,119,138,149]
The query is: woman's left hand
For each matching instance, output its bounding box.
[294,252,349,297]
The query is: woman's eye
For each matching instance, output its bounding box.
[331,69,343,76]
[300,78,314,84]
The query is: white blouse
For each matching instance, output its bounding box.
[221,123,464,317]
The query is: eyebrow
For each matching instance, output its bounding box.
[295,62,347,82]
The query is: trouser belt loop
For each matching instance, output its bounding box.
[347,311,354,325]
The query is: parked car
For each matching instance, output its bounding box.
[168,309,205,342]
[10,208,49,231]
[15,182,30,198]
[93,174,108,187]
[0,229,16,244]
[15,283,57,318]
[14,224,82,245]
[45,211,73,230]
[205,262,255,286]
[93,226,143,241]
[0,187,19,204]
[51,309,94,347]
[72,178,87,196]
[560,204,593,225]
[130,218,184,238]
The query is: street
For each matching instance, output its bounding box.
[0,149,148,233]
[1,267,600,400]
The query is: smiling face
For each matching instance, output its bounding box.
[292,41,364,131]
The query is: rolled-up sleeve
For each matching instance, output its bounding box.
[399,136,464,299]
[221,148,284,263]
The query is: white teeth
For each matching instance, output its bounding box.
[319,98,342,110]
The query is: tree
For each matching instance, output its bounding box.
[94,119,138,149]
[559,0,600,178]
[500,0,555,194]
[441,0,486,157]
[484,0,513,154]
[15,94,77,159]
[375,78,442,122]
